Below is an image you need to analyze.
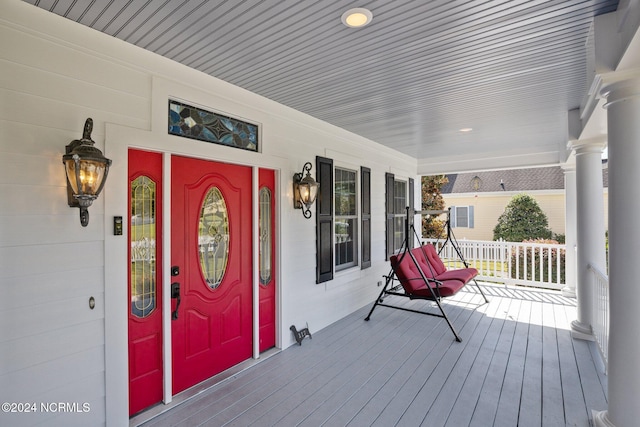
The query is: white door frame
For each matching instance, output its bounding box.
[104,77,284,424]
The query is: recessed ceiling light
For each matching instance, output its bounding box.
[459,128,473,133]
[341,8,373,28]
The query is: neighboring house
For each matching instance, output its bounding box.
[439,165,609,241]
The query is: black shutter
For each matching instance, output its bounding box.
[408,177,415,249]
[316,156,333,283]
[385,172,395,260]
[361,166,371,269]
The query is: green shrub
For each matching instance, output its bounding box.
[493,194,553,242]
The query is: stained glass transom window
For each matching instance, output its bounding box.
[199,187,229,289]
[169,100,258,152]
[130,176,157,318]
[259,187,272,286]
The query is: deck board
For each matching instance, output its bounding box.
[519,300,543,427]
[553,303,590,426]
[367,293,483,426]
[443,296,514,427]
[541,299,564,427]
[493,298,532,427]
[139,284,607,427]
[467,297,521,426]
[398,294,505,426]
[341,293,478,426]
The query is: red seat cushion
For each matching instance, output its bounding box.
[421,244,447,275]
[409,247,438,278]
[410,279,466,298]
[390,251,472,298]
[436,268,478,284]
[390,253,427,294]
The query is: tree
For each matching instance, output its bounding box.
[493,193,553,242]
[421,175,448,238]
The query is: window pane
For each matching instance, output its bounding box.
[131,176,156,318]
[335,218,357,269]
[259,187,272,285]
[335,168,358,270]
[456,206,469,228]
[198,187,229,289]
[394,180,407,214]
[394,217,405,251]
[335,169,356,215]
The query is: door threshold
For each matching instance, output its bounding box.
[130,347,281,426]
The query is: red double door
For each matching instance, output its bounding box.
[128,151,276,415]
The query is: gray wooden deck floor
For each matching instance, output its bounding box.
[139,284,607,427]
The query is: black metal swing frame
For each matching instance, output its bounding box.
[364,207,489,342]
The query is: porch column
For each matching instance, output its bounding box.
[594,75,640,427]
[570,138,606,340]
[561,165,577,298]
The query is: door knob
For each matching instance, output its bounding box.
[171,282,181,320]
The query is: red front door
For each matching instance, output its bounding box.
[128,149,163,416]
[171,156,253,394]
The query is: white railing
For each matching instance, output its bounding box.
[423,238,566,290]
[589,263,609,371]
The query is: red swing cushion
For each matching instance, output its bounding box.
[389,244,478,298]
[390,252,466,298]
[420,244,447,275]
[409,281,465,298]
[436,268,478,283]
[416,244,478,283]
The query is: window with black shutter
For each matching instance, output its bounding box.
[316,156,334,283]
[316,158,372,281]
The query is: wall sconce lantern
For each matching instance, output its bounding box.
[293,162,320,219]
[62,118,112,227]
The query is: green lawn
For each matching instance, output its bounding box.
[442,258,508,273]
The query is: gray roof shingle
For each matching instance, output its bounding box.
[439,164,608,194]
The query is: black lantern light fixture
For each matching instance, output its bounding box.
[62,118,112,227]
[293,162,320,219]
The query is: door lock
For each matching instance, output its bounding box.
[171,282,181,320]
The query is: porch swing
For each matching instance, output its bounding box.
[364,207,489,342]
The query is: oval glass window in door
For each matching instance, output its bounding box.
[259,187,272,285]
[198,187,229,289]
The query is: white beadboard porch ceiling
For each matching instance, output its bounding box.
[25,0,619,171]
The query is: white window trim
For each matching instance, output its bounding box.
[450,205,474,228]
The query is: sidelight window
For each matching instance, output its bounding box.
[130,176,157,318]
[259,187,272,285]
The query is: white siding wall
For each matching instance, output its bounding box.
[0,1,417,426]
